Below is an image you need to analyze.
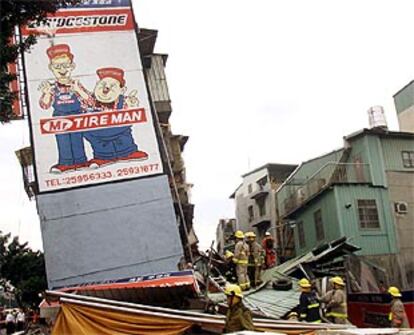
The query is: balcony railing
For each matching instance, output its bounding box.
[282,162,371,217]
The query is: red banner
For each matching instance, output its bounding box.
[21,8,134,36]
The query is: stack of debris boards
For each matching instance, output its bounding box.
[208,237,360,320]
[269,237,361,281]
[45,291,353,335]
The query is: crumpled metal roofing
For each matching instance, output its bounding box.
[244,283,300,319]
[209,270,300,319]
[210,238,360,319]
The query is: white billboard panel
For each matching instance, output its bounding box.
[22,1,163,192]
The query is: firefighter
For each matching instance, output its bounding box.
[320,276,348,324]
[298,278,321,323]
[223,250,237,283]
[245,231,264,287]
[262,231,277,268]
[233,231,250,290]
[388,286,409,328]
[223,284,255,333]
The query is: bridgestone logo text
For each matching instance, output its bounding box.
[28,14,127,30]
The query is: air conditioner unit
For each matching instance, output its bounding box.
[394,202,408,214]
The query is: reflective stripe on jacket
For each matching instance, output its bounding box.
[299,291,321,323]
[321,288,348,319]
[234,240,249,265]
[389,298,409,328]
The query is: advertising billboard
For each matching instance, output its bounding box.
[22,0,163,192]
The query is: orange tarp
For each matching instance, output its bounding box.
[52,303,192,335]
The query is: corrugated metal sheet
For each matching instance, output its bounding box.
[335,186,397,255]
[380,137,414,171]
[393,80,414,115]
[146,54,170,102]
[244,284,300,319]
[289,189,339,255]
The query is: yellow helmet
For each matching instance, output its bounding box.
[224,284,243,298]
[388,286,402,297]
[224,250,234,259]
[234,230,244,239]
[288,311,299,319]
[245,231,256,238]
[298,278,311,288]
[331,276,345,286]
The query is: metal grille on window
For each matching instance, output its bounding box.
[357,199,380,229]
[402,151,414,168]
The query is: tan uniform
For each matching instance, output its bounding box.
[248,241,264,287]
[233,240,250,290]
[389,298,409,328]
[223,301,255,333]
[321,288,348,324]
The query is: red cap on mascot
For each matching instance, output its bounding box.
[96,67,125,87]
[47,44,74,61]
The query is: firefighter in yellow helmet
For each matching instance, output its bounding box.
[233,231,250,290]
[223,284,255,333]
[245,231,264,287]
[223,250,237,283]
[388,286,409,328]
[320,276,348,324]
[298,278,321,323]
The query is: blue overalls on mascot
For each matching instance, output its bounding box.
[84,67,148,168]
[39,44,92,173]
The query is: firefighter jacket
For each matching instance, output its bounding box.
[389,298,409,328]
[233,240,249,265]
[248,241,264,267]
[223,301,255,333]
[298,291,321,323]
[321,288,348,323]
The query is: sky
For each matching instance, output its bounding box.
[0,0,412,252]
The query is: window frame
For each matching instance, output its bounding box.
[297,221,306,248]
[357,199,380,230]
[402,151,414,168]
[248,205,254,222]
[314,209,325,241]
[257,198,266,217]
[248,184,253,194]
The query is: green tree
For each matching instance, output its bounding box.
[0,232,47,308]
[0,0,79,123]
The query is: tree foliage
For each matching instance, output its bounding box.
[0,0,80,123]
[0,231,47,308]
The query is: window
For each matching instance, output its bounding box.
[248,184,253,193]
[257,176,268,189]
[297,221,306,248]
[258,198,266,216]
[402,151,414,168]
[248,205,254,222]
[314,209,325,241]
[358,199,380,229]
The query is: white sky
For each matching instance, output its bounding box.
[0,0,412,252]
